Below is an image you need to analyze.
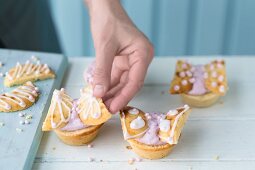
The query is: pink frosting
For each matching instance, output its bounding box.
[136,113,166,145]
[84,61,95,84]
[188,65,208,95]
[61,100,88,131]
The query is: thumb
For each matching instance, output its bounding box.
[93,47,115,98]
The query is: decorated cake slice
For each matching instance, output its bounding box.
[119,105,191,159]
[0,81,39,112]
[77,86,112,126]
[120,106,149,140]
[42,86,112,145]
[158,105,191,144]
[42,88,73,131]
[4,60,55,87]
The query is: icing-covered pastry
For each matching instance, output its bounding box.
[170,59,228,96]
[42,88,73,131]
[119,105,191,159]
[42,86,111,145]
[4,60,55,87]
[120,106,149,140]
[204,60,228,95]
[158,105,191,144]
[77,86,112,126]
[0,81,39,112]
[170,60,228,107]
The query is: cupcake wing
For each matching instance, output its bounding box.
[120,106,149,140]
[204,60,228,95]
[77,86,111,126]
[0,81,39,112]
[159,105,191,144]
[42,89,73,131]
[4,61,55,87]
[170,60,193,94]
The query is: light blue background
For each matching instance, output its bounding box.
[50,0,255,57]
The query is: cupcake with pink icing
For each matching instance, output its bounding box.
[170,60,228,107]
[120,105,191,159]
[42,86,111,146]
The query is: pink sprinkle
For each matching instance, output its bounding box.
[218,75,224,82]
[182,63,188,69]
[136,158,142,162]
[189,78,195,83]
[186,71,192,77]
[211,82,217,87]
[212,71,218,78]
[88,144,93,148]
[179,71,186,78]
[217,63,223,68]
[181,80,188,86]
[174,85,180,91]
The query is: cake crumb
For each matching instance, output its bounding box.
[88,144,93,148]
[88,157,94,162]
[16,128,23,133]
[161,91,165,95]
[52,147,56,150]
[0,121,5,127]
[128,159,134,165]
[219,101,224,105]
[126,145,132,150]
[213,155,220,160]
[25,114,33,120]
[188,166,193,170]
[136,158,142,162]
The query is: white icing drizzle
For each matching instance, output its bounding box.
[7,61,51,80]
[167,109,178,116]
[121,112,148,140]
[128,108,139,115]
[50,89,72,128]
[77,87,101,120]
[0,81,39,110]
[130,116,145,129]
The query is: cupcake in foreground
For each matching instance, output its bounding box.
[42,86,112,145]
[120,105,191,159]
[169,60,228,107]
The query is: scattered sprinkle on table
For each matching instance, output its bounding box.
[19,120,25,125]
[87,144,93,148]
[126,145,132,150]
[0,62,3,67]
[24,120,30,124]
[128,158,136,165]
[25,114,33,120]
[0,121,5,127]
[16,128,23,133]
[214,155,220,160]
[88,157,94,162]
[19,113,25,117]
[0,72,4,77]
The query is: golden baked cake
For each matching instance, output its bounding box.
[4,60,55,87]
[170,60,228,107]
[0,81,39,112]
[120,105,191,159]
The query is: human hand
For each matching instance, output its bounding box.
[84,0,154,113]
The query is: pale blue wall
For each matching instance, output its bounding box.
[50,0,255,57]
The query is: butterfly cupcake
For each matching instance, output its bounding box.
[42,86,111,145]
[170,60,228,107]
[120,105,191,159]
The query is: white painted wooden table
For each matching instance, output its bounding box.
[33,57,255,170]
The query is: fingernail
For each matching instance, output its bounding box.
[94,85,105,97]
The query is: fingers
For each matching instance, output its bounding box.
[93,45,116,98]
[109,59,148,113]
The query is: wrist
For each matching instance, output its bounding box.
[85,0,121,16]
